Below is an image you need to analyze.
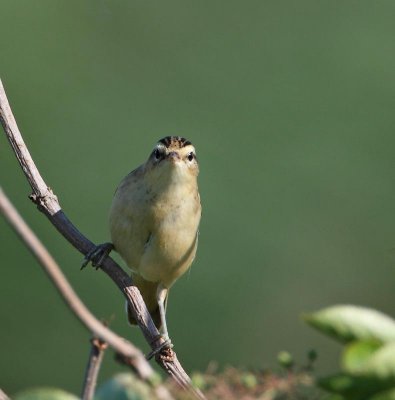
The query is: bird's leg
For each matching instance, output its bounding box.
[157,284,170,341]
[145,284,173,360]
[81,242,114,270]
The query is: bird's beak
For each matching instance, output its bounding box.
[167,151,180,162]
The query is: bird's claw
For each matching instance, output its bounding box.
[81,242,114,270]
[146,337,173,360]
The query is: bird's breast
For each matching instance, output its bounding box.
[139,186,201,286]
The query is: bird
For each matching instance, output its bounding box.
[86,136,201,346]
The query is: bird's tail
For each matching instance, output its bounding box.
[127,273,164,330]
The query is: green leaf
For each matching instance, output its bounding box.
[191,372,207,390]
[356,342,395,381]
[368,388,395,400]
[342,340,382,373]
[304,305,395,344]
[14,388,79,400]
[320,344,395,399]
[95,373,155,400]
[241,372,258,389]
[319,373,361,393]
[323,343,395,399]
[277,351,294,369]
[318,373,388,399]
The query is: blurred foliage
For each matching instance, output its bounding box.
[12,362,322,400]
[95,373,153,400]
[306,305,395,400]
[170,361,323,400]
[1,0,395,396]
[14,388,79,400]
[277,351,294,370]
[305,306,395,344]
[86,353,395,400]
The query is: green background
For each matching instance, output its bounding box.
[1,0,395,396]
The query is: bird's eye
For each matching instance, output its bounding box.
[187,152,194,162]
[154,148,162,160]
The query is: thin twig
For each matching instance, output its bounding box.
[0,79,205,400]
[0,188,174,400]
[81,337,108,400]
[0,187,149,374]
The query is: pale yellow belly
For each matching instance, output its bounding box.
[139,220,199,287]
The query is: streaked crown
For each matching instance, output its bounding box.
[158,136,192,149]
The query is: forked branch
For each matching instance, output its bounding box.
[0,188,173,400]
[0,79,205,400]
[81,337,108,400]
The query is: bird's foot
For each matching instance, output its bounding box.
[81,242,114,270]
[146,336,174,360]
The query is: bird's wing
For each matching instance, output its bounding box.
[109,165,150,271]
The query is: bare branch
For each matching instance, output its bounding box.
[81,337,108,400]
[0,188,175,400]
[0,79,205,400]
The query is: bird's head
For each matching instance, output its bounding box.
[145,136,199,185]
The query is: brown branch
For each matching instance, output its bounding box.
[0,188,174,400]
[0,79,205,400]
[81,337,108,400]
